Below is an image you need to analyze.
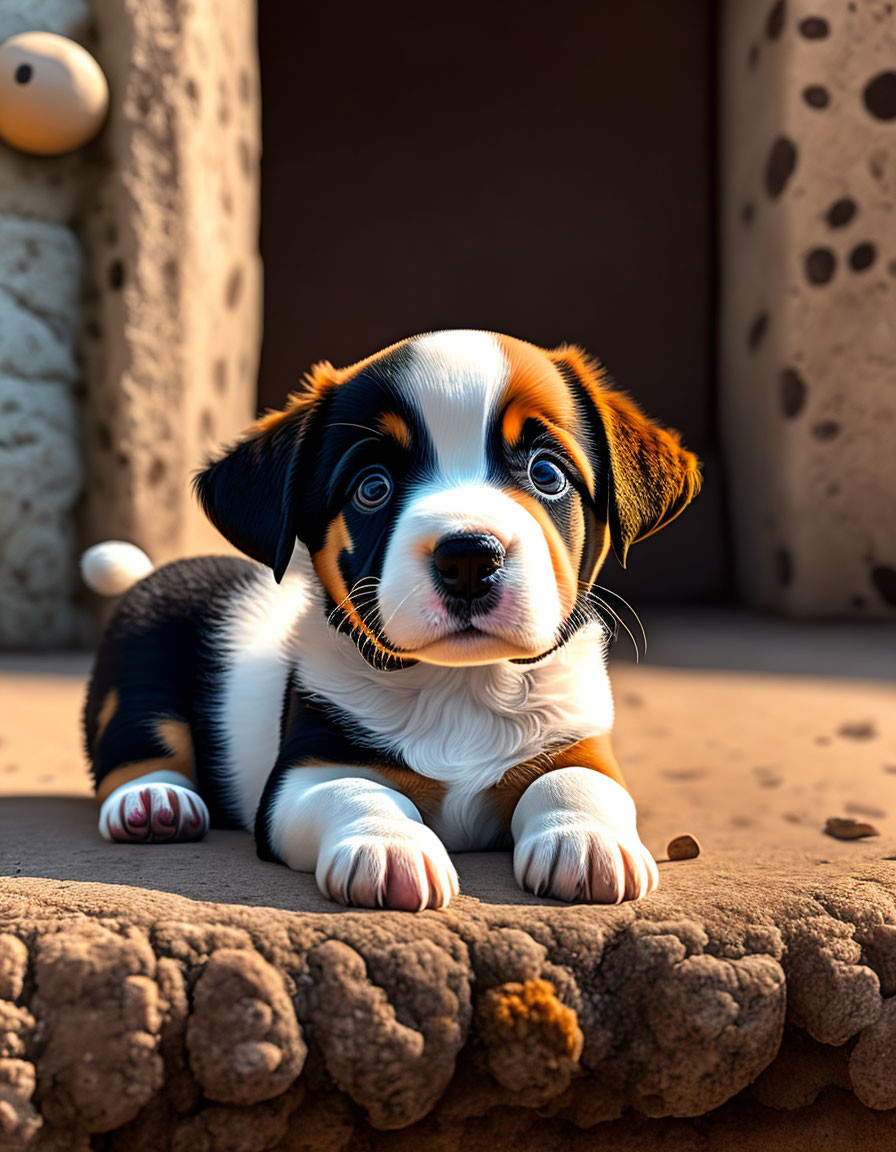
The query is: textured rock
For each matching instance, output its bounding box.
[0,217,83,646]
[849,996,896,1109]
[720,0,896,616]
[31,921,164,1133]
[79,0,260,572]
[3,859,896,1145]
[477,979,583,1103]
[0,0,261,649]
[306,936,471,1129]
[0,2,93,648]
[3,636,896,1143]
[187,948,306,1106]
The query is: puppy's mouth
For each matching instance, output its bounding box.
[408,612,550,666]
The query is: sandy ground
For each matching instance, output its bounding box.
[1,609,895,910]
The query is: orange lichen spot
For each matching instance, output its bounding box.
[488,979,582,1058]
[478,979,584,1097]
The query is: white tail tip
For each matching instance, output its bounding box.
[81,541,154,596]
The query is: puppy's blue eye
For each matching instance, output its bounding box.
[353,469,392,511]
[528,455,568,497]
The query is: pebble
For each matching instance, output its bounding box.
[824,816,880,840]
[667,834,701,861]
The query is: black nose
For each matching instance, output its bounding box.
[432,533,505,603]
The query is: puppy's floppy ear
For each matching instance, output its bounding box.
[552,346,702,567]
[194,368,332,582]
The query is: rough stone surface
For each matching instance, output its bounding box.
[0,205,84,646]
[1,620,896,1145]
[720,0,896,617]
[186,948,306,1106]
[79,0,260,577]
[3,868,896,1147]
[0,0,261,648]
[0,1,92,648]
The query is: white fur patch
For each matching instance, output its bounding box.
[399,330,508,479]
[294,597,613,851]
[511,768,658,903]
[214,563,311,829]
[378,482,564,659]
[266,765,458,909]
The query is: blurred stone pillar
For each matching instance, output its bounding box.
[0,0,260,649]
[80,0,260,572]
[720,0,896,617]
[0,2,90,647]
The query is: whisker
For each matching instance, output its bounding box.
[582,589,640,661]
[591,583,648,656]
[324,421,384,437]
[380,582,424,633]
[326,577,381,630]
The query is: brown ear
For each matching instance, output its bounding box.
[552,346,702,567]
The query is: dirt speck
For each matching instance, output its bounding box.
[837,721,877,740]
[667,834,701,861]
[825,816,880,840]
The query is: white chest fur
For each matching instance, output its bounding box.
[294,593,614,850]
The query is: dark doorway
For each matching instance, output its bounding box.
[258,2,726,604]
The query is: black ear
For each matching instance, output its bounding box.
[552,346,702,568]
[194,403,312,582]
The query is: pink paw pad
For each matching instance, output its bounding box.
[101,782,210,844]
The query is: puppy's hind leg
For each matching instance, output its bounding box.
[90,699,210,844]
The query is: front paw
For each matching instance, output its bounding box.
[317,820,459,911]
[514,821,658,904]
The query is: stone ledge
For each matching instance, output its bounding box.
[2,625,895,1148]
[4,848,896,1150]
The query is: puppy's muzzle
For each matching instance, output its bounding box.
[432,532,505,610]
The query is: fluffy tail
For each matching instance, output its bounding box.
[81,541,154,596]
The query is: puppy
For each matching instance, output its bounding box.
[82,330,700,910]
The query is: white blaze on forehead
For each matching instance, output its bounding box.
[400,330,509,478]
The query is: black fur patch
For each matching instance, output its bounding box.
[85,556,261,828]
[254,689,410,862]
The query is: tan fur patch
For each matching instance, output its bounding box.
[285,759,446,821]
[378,411,412,449]
[549,344,702,565]
[311,514,403,663]
[497,335,577,444]
[94,688,119,749]
[366,765,447,821]
[95,718,196,802]
[490,733,626,826]
[505,490,578,615]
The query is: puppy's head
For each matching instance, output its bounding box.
[196,331,701,668]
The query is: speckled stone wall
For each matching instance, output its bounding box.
[0,0,91,647]
[0,0,260,648]
[79,0,260,571]
[721,0,896,617]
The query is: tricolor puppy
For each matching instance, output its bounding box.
[82,330,700,910]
